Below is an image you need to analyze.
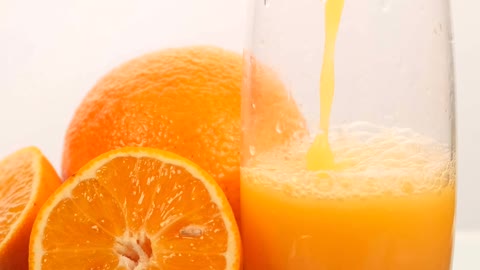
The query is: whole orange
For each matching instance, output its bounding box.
[62,46,306,220]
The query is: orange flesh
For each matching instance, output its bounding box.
[0,147,61,270]
[0,152,34,240]
[34,151,238,269]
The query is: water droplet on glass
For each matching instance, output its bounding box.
[381,0,390,12]
[249,145,256,156]
[275,122,284,134]
[435,23,444,35]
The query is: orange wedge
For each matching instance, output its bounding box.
[30,147,241,270]
[0,147,61,270]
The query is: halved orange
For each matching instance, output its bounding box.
[30,147,241,270]
[0,147,61,270]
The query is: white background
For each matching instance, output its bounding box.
[0,0,479,265]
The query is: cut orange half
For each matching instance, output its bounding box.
[0,147,61,270]
[29,147,241,270]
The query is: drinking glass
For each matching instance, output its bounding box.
[241,0,456,269]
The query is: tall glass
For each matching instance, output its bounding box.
[241,0,456,269]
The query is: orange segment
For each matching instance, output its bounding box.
[0,147,61,270]
[30,147,241,270]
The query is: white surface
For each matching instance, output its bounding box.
[0,0,479,261]
[454,231,480,269]
[451,0,480,231]
[0,0,247,172]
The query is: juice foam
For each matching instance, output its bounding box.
[243,122,455,199]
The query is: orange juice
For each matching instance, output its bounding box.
[241,124,455,270]
[306,0,344,170]
[242,0,455,268]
